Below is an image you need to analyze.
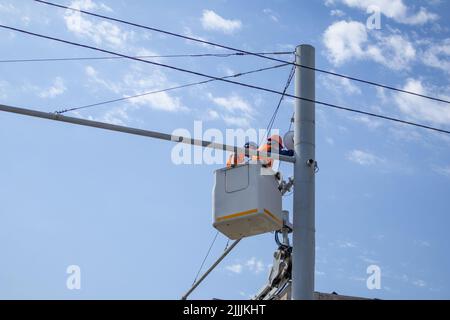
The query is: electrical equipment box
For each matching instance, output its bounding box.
[212,163,283,240]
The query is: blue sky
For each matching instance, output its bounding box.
[0,0,449,299]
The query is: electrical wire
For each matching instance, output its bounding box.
[192,231,219,286]
[34,0,450,105]
[259,64,295,147]
[0,51,293,63]
[1,24,450,135]
[55,63,290,114]
[224,239,230,252]
[265,64,296,138]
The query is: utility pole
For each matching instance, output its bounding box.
[292,44,316,300]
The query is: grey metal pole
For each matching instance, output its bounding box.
[292,45,315,300]
[181,238,241,300]
[0,103,295,163]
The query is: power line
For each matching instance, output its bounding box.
[34,0,450,105]
[223,238,230,251]
[0,51,292,64]
[56,63,290,114]
[1,24,450,135]
[265,64,296,139]
[182,238,242,300]
[192,231,219,286]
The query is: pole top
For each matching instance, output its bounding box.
[295,44,315,54]
[296,44,315,49]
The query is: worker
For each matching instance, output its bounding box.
[252,134,281,168]
[226,141,258,167]
[253,134,294,168]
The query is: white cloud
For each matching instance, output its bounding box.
[218,66,236,77]
[433,165,450,177]
[225,258,266,275]
[39,77,66,99]
[374,234,385,240]
[263,8,279,22]
[0,3,15,13]
[413,279,427,287]
[427,0,443,5]
[97,2,113,12]
[99,106,130,125]
[207,93,255,127]
[183,27,211,48]
[422,38,450,74]
[347,149,383,166]
[209,94,254,115]
[123,69,189,113]
[206,109,220,120]
[334,0,438,25]
[245,257,265,274]
[371,33,416,69]
[128,91,186,113]
[323,20,367,64]
[133,48,163,63]
[222,116,251,128]
[81,65,189,125]
[376,87,388,104]
[337,240,357,248]
[323,20,416,70]
[414,240,431,247]
[85,65,188,113]
[85,66,121,94]
[64,0,133,48]
[330,9,346,17]
[351,115,383,129]
[359,255,378,264]
[0,2,38,27]
[321,73,361,95]
[201,10,242,34]
[85,65,96,77]
[394,78,450,126]
[226,264,243,274]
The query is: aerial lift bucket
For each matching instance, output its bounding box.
[212,162,283,239]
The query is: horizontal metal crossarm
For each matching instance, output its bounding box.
[0,104,295,163]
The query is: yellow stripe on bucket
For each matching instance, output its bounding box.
[263,209,282,225]
[216,208,258,222]
[216,208,282,225]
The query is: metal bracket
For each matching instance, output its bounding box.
[278,176,294,195]
[253,244,292,300]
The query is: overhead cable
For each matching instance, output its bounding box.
[1,24,449,135]
[34,0,450,105]
[55,63,290,114]
[0,51,293,63]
